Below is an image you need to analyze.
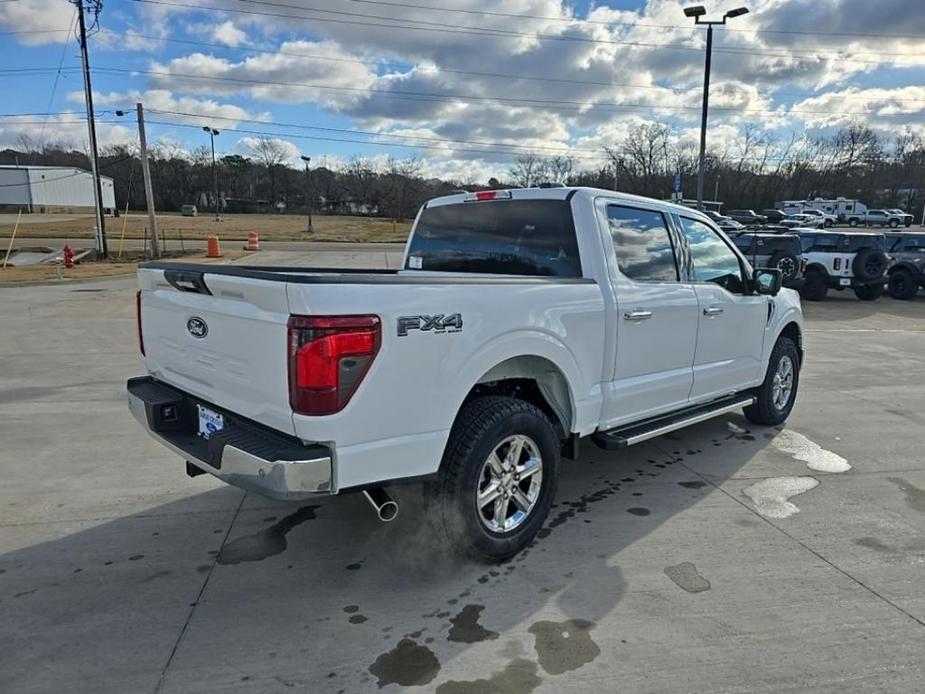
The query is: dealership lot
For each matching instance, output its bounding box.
[1,265,924,693]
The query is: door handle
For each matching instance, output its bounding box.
[703,306,724,316]
[624,310,653,322]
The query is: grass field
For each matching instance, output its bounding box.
[0,249,251,284]
[0,213,412,243]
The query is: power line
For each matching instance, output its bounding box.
[32,7,79,165]
[140,118,610,161]
[92,66,925,119]
[96,30,925,104]
[144,108,602,154]
[130,0,925,65]
[338,0,925,42]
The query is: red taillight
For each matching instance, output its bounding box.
[136,289,145,356]
[288,315,380,415]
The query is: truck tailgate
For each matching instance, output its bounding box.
[138,268,295,436]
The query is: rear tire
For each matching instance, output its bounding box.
[800,269,828,301]
[888,269,919,300]
[853,283,883,301]
[848,218,858,227]
[745,336,800,426]
[427,396,559,562]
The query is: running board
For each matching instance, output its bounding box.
[591,394,756,450]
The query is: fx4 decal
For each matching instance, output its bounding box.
[397,313,463,337]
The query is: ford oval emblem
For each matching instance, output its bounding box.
[187,317,208,339]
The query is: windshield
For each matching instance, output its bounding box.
[406,199,582,276]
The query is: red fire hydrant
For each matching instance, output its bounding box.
[63,245,74,269]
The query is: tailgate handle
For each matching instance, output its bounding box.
[164,270,212,295]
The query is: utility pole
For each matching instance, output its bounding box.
[72,0,108,257]
[203,127,220,221]
[684,5,749,211]
[136,103,159,258]
[300,155,314,232]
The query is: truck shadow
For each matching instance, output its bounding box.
[0,415,772,693]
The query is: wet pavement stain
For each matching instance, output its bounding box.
[216,505,319,565]
[678,481,707,489]
[626,507,650,516]
[343,605,360,613]
[346,562,363,571]
[349,615,368,624]
[435,658,541,694]
[854,537,893,553]
[528,619,600,675]
[368,638,440,688]
[447,604,499,644]
[664,562,711,593]
[888,477,925,513]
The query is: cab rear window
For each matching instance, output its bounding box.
[406,200,581,277]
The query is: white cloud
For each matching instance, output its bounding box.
[0,0,74,45]
[76,89,265,128]
[211,20,248,48]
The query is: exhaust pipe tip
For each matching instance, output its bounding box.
[363,488,399,522]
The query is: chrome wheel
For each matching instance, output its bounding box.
[772,355,794,411]
[476,434,543,534]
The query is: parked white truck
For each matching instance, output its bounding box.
[128,187,804,560]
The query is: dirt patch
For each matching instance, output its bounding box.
[0,249,251,284]
[0,213,411,243]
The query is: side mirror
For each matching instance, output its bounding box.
[754,268,782,296]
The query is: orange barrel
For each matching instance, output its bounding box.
[206,235,222,258]
[245,231,260,251]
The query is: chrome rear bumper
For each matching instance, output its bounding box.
[127,377,333,500]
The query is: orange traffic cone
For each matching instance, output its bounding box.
[245,231,261,251]
[206,235,222,258]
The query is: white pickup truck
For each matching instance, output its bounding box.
[128,187,803,560]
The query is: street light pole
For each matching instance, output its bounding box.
[300,155,314,232]
[203,127,220,221]
[684,5,749,211]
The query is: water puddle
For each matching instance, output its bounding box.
[888,477,925,513]
[216,505,319,565]
[771,430,851,473]
[742,476,819,519]
[664,562,711,593]
[528,619,600,675]
[447,604,498,644]
[435,659,541,694]
[368,638,440,688]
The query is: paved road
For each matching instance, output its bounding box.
[1,277,924,693]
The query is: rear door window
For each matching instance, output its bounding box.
[406,200,581,277]
[606,205,679,282]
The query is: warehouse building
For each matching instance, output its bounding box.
[0,165,116,214]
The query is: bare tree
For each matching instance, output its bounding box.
[245,137,290,204]
[509,153,548,188]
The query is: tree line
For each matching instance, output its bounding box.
[2,121,923,218]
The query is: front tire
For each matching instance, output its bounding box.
[745,337,800,426]
[853,283,883,301]
[428,396,559,562]
[888,269,919,300]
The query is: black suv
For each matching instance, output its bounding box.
[761,209,788,223]
[797,231,890,301]
[885,232,925,300]
[730,231,804,289]
[727,209,768,225]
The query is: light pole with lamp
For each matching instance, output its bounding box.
[683,5,749,210]
[300,155,314,232]
[203,126,221,221]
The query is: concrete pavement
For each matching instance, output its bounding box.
[1,271,924,693]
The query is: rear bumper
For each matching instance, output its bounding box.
[127,376,333,500]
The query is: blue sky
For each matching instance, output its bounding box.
[1,0,924,181]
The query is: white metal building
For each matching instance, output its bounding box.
[0,165,116,214]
